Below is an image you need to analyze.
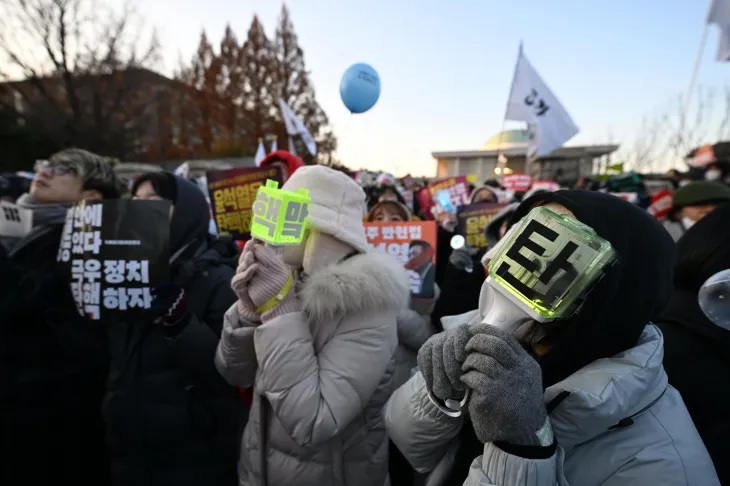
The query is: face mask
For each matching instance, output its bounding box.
[681,216,696,230]
[679,180,692,187]
[705,170,722,181]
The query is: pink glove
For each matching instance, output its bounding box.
[231,241,260,321]
[231,241,299,322]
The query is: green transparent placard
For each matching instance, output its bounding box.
[250,180,311,245]
[487,206,616,320]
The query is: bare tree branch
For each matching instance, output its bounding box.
[0,0,162,157]
[618,84,730,172]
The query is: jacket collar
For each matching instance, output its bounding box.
[298,251,410,323]
[544,324,668,450]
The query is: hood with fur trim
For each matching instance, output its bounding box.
[299,251,411,323]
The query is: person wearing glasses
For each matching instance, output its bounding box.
[0,149,121,485]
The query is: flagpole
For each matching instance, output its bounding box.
[495,41,523,179]
[682,25,710,132]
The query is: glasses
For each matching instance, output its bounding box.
[34,160,77,177]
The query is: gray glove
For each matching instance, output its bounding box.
[460,324,548,447]
[448,246,476,272]
[417,325,472,401]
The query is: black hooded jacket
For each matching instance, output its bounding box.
[511,189,676,388]
[655,203,730,485]
[0,222,110,485]
[445,190,677,485]
[104,176,243,486]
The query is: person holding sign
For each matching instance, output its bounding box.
[0,149,120,486]
[215,166,411,486]
[101,173,243,486]
[384,190,719,486]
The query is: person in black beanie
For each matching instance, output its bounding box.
[656,203,730,485]
[384,190,719,486]
[663,181,730,241]
[103,172,243,486]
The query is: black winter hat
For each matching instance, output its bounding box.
[672,181,730,210]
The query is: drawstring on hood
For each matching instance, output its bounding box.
[511,190,677,388]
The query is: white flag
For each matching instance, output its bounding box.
[278,98,317,156]
[505,48,579,158]
[708,0,730,61]
[254,138,266,167]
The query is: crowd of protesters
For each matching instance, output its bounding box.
[0,147,728,485]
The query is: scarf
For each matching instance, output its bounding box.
[5,194,73,254]
[16,193,72,227]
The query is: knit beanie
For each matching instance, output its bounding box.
[282,165,369,254]
[672,181,730,210]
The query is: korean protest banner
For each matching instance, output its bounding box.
[426,176,471,217]
[206,166,283,240]
[531,179,560,192]
[56,200,170,321]
[415,187,436,220]
[364,220,438,299]
[648,189,673,221]
[501,173,533,193]
[0,200,32,238]
[456,202,507,251]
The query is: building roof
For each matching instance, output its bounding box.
[433,128,618,160]
[481,129,532,150]
[432,144,619,160]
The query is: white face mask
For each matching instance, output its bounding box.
[705,170,722,181]
[681,216,696,230]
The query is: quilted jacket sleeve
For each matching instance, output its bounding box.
[460,443,566,486]
[214,303,259,388]
[252,309,397,448]
[383,371,464,474]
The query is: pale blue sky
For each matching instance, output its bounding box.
[134,0,726,175]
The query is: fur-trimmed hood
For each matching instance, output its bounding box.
[299,251,411,323]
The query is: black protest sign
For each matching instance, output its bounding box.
[456,202,506,250]
[56,200,170,321]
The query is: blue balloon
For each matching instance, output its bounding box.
[340,63,381,114]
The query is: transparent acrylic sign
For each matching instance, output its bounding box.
[250,179,311,245]
[699,269,730,331]
[487,206,616,320]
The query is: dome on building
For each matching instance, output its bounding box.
[481,129,531,151]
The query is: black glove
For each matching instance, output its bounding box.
[417,325,472,401]
[461,324,549,447]
[448,246,476,272]
[149,283,189,328]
